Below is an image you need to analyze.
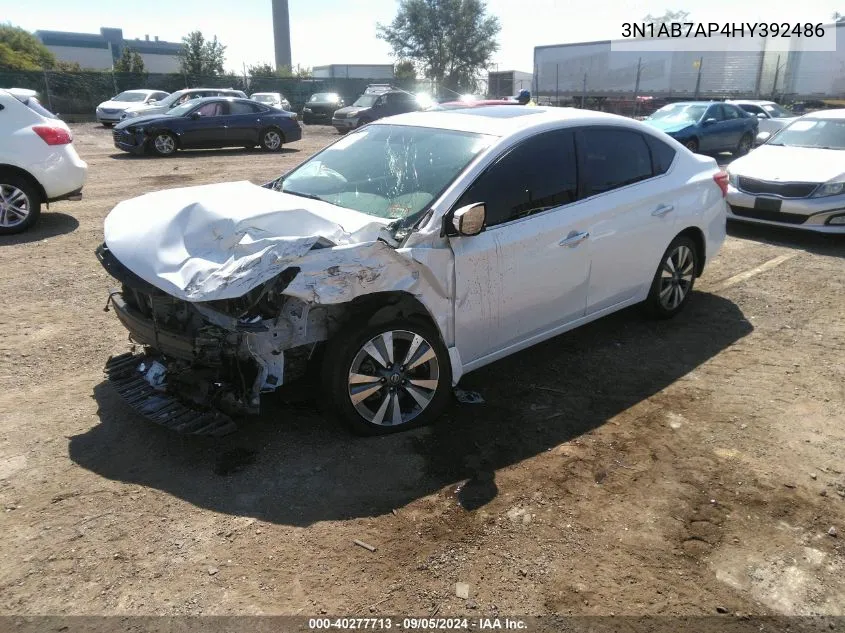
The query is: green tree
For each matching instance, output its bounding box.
[643,10,690,26]
[114,46,145,73]
[248,62,276,78]
[395,60,417,81]
[178,31,226,76]
[377,0,500,94]
[0,23,56,70]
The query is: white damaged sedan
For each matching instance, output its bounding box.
[97,106,727,436]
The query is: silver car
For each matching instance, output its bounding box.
[121,88,248,120]
[727,100,799,145]
[96,89,169,126]
[726,109,845,233]
[250,92,291,111]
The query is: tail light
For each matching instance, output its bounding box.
[713,171,729,197]
[32,125,73,145]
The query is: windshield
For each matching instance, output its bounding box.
[647,103,707,123]
[252,94,277,103]
[166,102,199,117]
[762,103,794,118]
[353,94,379,107]
[311,93,339,102]
[113,91,149,102]
[767,118,845,149]
[276,124,494,222]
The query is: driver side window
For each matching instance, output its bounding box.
[194,102,226,117]
[454,129,577,227]
[705,105,724,121]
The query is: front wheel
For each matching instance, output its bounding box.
[684,138,699,153]
[321,318,453,435]
[734,133,753,156]
[260,127,283,151]
[643,236,698,319]
[149,132,177,156]
[0,175,41,235]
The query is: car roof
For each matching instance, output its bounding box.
[251,92,279,96]
[802,108,845,119]
[185,96,264,105]
[122,89,160,94]
[377,106,644,137]
[727,99,776,105]
[3,88,38,100]
[663,101,719,106]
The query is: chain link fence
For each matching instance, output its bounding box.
[0,70,418,118]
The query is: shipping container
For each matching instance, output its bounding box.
[782,23,845,98]
[487,70,533,98]
[311,64,395,80]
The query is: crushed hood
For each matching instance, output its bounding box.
[103,181,389,302]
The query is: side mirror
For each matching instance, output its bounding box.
[703,118,717,126]
[451,202,486,236]
[756,112,767,119]
[189,112,201,120]
[755,131,771,146]
[147,98,157,104]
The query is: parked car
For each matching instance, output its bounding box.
[250,92,291,111]
[112,97,301,156]
[301,92,345,124]
[0,88,87,235]
[121,88,248,120]
[726,100,799,144]
[725,109,845,233]
[644,101,758,155]
[332,85,421,133]
[97,106,726,436]
[429,99,518,110]
[96,89,170,127]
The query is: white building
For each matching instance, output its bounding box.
[35,27,182,73]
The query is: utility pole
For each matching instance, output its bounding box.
[581,73,587,108]
[632,57,642,117]
[693,56,704,99]
[555,63,559,106]
[771,54,782,99]
[42,69,53,112]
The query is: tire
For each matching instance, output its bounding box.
[321,317,453,436]
[356,118,371,129]
[260,127,283,151]
[102,122,113,128]
[734,133,753,156]
[302,115,313,125]
[684,138,699,153]
[149,131,177,156]
[0,173,41,235]
[643,235,699,319]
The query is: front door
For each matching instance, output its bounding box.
[180,100,229,148]
[450,129,592,366]
[699,104,728,152]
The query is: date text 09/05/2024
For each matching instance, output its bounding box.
[622,22,826,38]
[307,617,528,630]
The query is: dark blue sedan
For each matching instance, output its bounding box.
[644,101,758,156]
[112,97,302,156]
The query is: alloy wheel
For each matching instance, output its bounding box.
[263,130,281,150]
[347,330,440,427]
[659,244,695,311]
[154,134,175,155]
[0,184,30,228]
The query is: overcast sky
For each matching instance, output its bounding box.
[5,0,842,73]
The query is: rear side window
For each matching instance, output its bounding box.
[24,97,57,119]
[230,101,260,114]
[455,129,578,227]
[723,105,741,119]
[644,134,676,175]
[577,128,652,196]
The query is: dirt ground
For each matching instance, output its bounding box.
[0,123,843,619]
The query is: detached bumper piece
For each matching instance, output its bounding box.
[104,352,237,437]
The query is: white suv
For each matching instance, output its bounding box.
[0,89,87,235]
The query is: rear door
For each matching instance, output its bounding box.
[226,100,264,145]
[179,100,229,147]
[721,104,748,149]
[451,128,593,366]
[574,127,680,314]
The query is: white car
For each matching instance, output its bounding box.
[250,92,291,111]
[726,109,845,233]
[121,88,248,120]
[97,106,726,436]
[0,88,87,235]
[727,100,799,143]
[96,89,170,127]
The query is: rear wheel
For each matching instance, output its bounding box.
[150,132,177,156]
[321,318,453,435]
[0,174,41,235]
[734,133,753,156]
[643,235,698,319]
[260,127,283,151]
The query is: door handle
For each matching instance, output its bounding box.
[559,231,590,247]
[652,204,675,217]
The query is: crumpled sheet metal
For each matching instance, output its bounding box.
[103,181,387,302]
